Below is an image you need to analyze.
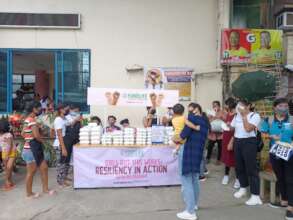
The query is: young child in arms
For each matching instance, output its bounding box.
[172,104,200,154]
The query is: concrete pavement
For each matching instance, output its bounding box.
[0,163,284,220]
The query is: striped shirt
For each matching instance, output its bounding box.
[23,116,37,149]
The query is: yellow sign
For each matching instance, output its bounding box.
[221,29,283,64]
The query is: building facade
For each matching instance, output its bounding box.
[0,0,229,126]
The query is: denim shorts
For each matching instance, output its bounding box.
[22,148,36,164]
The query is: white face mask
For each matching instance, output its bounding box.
[70,111,80,120]
[236,103,244,115]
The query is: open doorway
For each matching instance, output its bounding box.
[0,49,90,113]
[12,51,54,112]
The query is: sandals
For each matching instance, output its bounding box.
[1,183,15,191]
[59,181,72,189]
[27,192,41,199]
[27,190,55,199]
[65,177,73,182]
[43,189,56,196]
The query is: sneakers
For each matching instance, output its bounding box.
[222,175,229,185]
[233,179,240,189]
[204,169,209,175]
[199,176,207,182]
[194,206,198,211]
[234,188,247,199]
[177,211,197,220]
[245,195,263,206]
[286,210,293,220]
[269,202,287,209]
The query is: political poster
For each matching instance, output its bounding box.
[221,29,283,64]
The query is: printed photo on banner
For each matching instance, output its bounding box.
[144,68,165,90]
[221,29,283,64]
[145,67,193,101]
[87,87,179,107]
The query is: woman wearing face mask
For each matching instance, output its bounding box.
[221,97,240,188]
[206,101,225,165]
[66,105,82,128]
[143,107,158,128]
[63,105,82,183]
[176,103,209,220]
[231,99,262,206]
[22,101,54,198]
[54,104,71,187]
[260,98,293,220]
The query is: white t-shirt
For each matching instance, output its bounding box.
[53,116,67,148]
[231,112,261,139]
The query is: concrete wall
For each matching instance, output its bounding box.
[194,73,223,110]
[284,32,293,65]
[0,0,226,126]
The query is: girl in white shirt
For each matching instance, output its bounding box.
[231,99,262,206]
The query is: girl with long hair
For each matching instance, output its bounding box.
[22,101,55,198]
[176,102,209,220]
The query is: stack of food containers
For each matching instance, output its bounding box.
[112,131,123,145]
[101,133,113,145]
[147,128,152,145]
[164,126,175,145]
[123,128,135,145]
[136,128,147,145]
[79,126,90,144]
[90,126,102,144]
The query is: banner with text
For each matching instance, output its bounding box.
[144,67,193,101]
[87,87,179,107]
[73,146,180,188]
[163,68,193,101]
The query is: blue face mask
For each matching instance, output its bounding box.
[70,111,79,117]
[275,107,289,116]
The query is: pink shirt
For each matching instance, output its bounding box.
[0,133,15,152]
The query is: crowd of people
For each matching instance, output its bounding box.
[0,100,133,194]
[0,97,292,220]
[13,89,55,114]
[173,97,293,220]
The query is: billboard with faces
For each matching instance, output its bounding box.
[221,29,283,64]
